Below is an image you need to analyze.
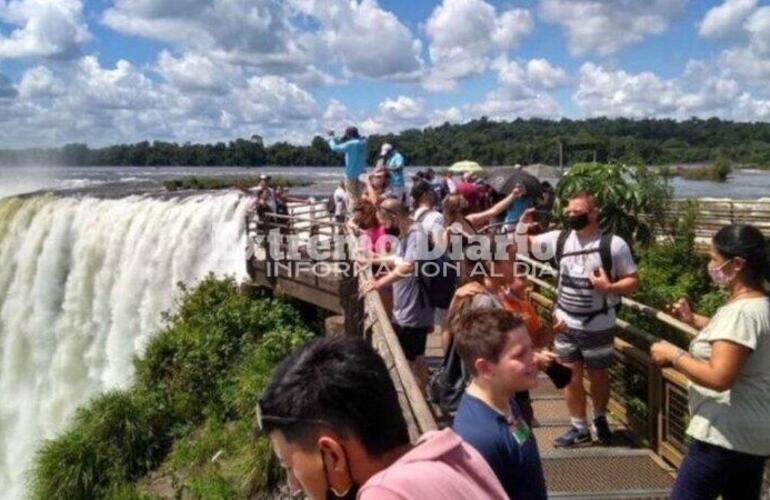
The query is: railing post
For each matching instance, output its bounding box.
[339,232,364,336]
[648,362,663,453]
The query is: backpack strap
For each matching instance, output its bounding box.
[599,232,614,279]
[555,230,570,268]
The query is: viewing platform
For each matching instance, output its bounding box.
[242,199,770,499]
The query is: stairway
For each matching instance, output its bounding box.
[425,333,675,499]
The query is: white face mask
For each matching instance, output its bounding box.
[707,259,733,288]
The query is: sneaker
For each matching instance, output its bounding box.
[593,415,613,445]
[553,426,591,448]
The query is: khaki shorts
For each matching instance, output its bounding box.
[345,179,363,215]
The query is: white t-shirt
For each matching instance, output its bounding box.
[530,230,637,331]
[687,297,770,455]
[333,186,347,217]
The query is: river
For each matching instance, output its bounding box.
[1,165,770,201]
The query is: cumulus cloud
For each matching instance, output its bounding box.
[103,0,316,75]
[156,51,240,94]
[0,54,334,148]
[574,62,770,120]
[423,0,533,91]
[698,0,758,40]
[292,0,423,80]
[18,65,64,99]
[526,59,569,89]
[0,0,89,60]
[469,57,562,120]
[714,6,770,85]
[539,0,686,56]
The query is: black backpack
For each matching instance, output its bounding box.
[415,211,457,309]
[553,230,621,323]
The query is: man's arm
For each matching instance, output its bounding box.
[328,137,347,153]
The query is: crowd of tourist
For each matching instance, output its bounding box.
[252,126,770,500]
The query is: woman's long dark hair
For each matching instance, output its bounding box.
[712,224,770,291]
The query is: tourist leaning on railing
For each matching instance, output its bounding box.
[651,224,770,500]
[257,336,508,500]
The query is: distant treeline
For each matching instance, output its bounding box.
[3,117,770,167]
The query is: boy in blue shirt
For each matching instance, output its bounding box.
[452,308,547,500]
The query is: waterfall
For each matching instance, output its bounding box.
[0,192,249,499]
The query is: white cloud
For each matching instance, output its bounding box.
[0,0,89,60]
[471,57,562,120]
[103,0,315,75]
[539,0,686,56]
[423,0,533,91]
[526,59,569,89]
[574,62,770,121]
[698,0,758,40]
[156,51,240,94]
[291,0,423,80]
[18,65,64,99]
[715,7,770,86]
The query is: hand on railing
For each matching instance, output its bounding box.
[650,341,686,368]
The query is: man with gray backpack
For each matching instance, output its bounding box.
[516,191,639,448]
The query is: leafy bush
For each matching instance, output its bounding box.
[28,391,169,499]
[29,275,316,499]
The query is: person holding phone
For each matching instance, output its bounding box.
[651,224,770,500]
[515,191,639,448]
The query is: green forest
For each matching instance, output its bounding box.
[3,117,770,167]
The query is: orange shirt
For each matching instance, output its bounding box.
[498,290,542,344]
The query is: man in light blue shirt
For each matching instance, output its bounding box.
[328,126,367,213]
[381,143,405,202]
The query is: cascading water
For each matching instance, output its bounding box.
[0,192,250,499]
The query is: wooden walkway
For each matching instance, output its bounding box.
[243,199,770,499]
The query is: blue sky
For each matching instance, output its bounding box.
[0,0,769,148]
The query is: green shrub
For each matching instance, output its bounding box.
[29,275,316,499]
[28,391,169,499]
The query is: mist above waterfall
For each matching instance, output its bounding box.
[0,192,249,499]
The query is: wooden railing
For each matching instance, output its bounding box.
[665,199,770,239]
[245,199,437,439]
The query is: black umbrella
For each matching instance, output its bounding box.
[487,167,542,199]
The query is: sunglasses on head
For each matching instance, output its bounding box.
[255,402,330,435]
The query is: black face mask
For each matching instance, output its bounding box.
[566,213,590,230]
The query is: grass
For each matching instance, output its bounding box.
[163,176,311,192]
